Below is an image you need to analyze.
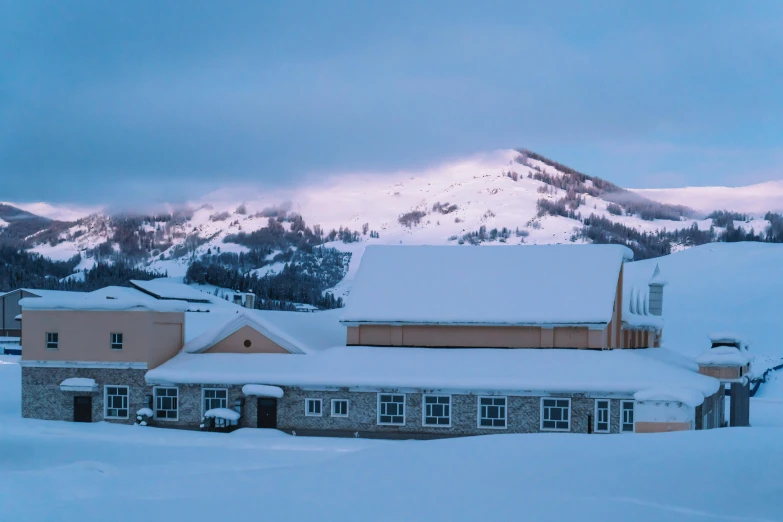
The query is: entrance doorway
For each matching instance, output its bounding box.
[73,396,92,422]
[257,398,277,428]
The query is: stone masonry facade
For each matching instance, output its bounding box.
[24,370,719,437]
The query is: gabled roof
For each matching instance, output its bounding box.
[341,244,633,327]
[130,279,214,303]
[182,312,306,355]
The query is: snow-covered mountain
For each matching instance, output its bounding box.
[633,181,783,215]
[5,148,783,300]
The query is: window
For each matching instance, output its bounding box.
[105,385,129,419]
[331,399,349,417]
[621,401,635,433]
[305,398,322,416]
[46,332,59,350]
[378,394,405,425]
[203,388,228,413]
[110,333,123,350]
[478,396,507,428]
[541,398,571,431]
[154,387,178,420]
[594,399,610,433]
[423,395,451,427]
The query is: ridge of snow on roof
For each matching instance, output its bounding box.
[695,346,751,367]
[147,346,719,398]
[130,279,215,302]
[182,311,306,354]
[634,388,705,407]
[341,244,633,326]
[19,286,189,312]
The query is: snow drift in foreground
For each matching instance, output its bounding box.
[1,360,782,522]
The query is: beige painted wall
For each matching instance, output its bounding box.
[635,421,692,433]
[22,310,184,366]
[698,365,747,380]
[202,325,289,354]
[348,324,606,349]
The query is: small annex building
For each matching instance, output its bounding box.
[20,245,729,437]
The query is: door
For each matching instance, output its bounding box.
[74,396,92,423]
[257,398,277,428]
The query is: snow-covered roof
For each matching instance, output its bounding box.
[633,388,705,407]
[342,245,633,326]
[241,384,284,398]
[60,377,97,392]
[182,312,306,355]
[130,279,215,303]
[708,333,747,346]
[695,346,751,367]
[183,308,345,351]
[649,264,668,286]
[147,346,719,398]
[20,286,188,312]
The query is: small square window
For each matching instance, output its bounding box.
[111,333,123,350]
[46,332,59,350]
[478,396,507,428]
[378,394,405,425]
[423,395,451,427]
[541,398,571,431]
[331,399,349,417]
[305,398,322,416]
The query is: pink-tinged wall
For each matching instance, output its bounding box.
[22,310,184,368]
[202,325,290,354]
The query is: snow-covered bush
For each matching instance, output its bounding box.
[135,407,153,426]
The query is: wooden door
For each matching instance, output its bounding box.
[73,396,92,422]
[257,398,277,428]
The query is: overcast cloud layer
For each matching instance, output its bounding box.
[1,1,782,206]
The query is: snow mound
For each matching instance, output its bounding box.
[204,408,240,421]
[59,378,97,392]
[695,347,751,367]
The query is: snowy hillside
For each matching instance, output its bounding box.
[633,180,783,215]
[625,242,783,376]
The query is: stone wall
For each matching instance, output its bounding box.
[22,366,147,424]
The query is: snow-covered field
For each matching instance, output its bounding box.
[0,358,781,522]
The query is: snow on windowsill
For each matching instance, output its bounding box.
[204,408,240,421]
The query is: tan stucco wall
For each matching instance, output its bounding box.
[635,421,693,433]
[202,325,289,354]
[349,324,606,349]
[698,365,746,380]
[22,309,184,365]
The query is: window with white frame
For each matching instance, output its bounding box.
[154,387,178,420]
[203,388,228,412]
[594,399,610,433]
[378,394,405,425]
[479,396,507,428]
[46,332,59,350]
[305,398,322,416]
[331,399,349,417]
[105,385,129,419]
[541,398,571,431]
[110,333,123,350]
[423,395,451,426]
[621,401,635,433]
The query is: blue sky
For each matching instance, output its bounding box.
[1,1,782,206]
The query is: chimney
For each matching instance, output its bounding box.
[648,264,666,316]
[244,293,255,309]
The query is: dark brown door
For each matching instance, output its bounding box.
[257,398,277,428]
[74,396,92,422]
